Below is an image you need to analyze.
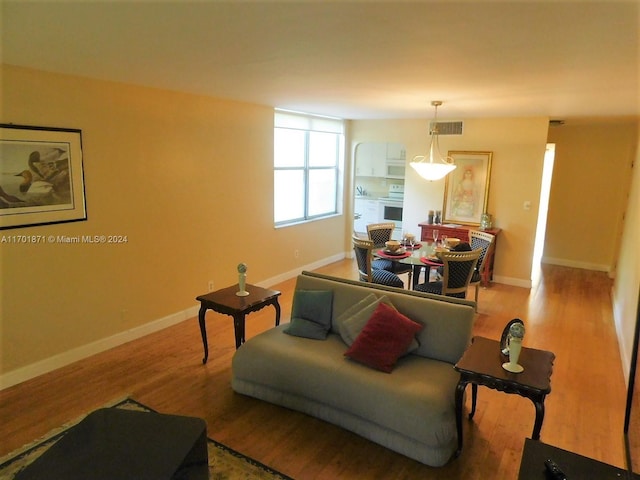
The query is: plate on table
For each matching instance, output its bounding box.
[421,255,443,264]
[402,242,422,249]
[382,248,406,256]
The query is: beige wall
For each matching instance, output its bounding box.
[613,121,640,383]
[1,65,347,378]
[546,121,638,272]
[349,117,550,287]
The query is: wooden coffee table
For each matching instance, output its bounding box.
[454,336,555,456]
[196,283,281,363]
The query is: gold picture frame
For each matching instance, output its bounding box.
[442,150,493,226]
[0,124,87,230]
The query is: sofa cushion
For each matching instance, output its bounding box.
[344,302,423,373]
[284,289,333,340]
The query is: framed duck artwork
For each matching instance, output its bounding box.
[0,124,87,230]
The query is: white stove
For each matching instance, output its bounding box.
[378,184,404,239]
[379,184,404,201]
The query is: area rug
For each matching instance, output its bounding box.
[0,398,293,480]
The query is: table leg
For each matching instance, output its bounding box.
[469,383,478,419]
[412,265,421,290]
[273,299,281,326]
[455,379,468,456]
[532,397,546,440]
[198,305,209,364]
[233,313,246,349]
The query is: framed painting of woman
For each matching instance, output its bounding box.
[442,151,493,226]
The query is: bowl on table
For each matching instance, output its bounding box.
[402,234,416,245]
[445,238,461,248]
[385,240,402,253]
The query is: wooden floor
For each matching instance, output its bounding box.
[0,261,626,479]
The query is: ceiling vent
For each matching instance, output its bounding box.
[430,121,464,135]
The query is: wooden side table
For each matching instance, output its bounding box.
[196,284,281,364]
[454,336,555,456]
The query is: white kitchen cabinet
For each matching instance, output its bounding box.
[354,198,379,233]
[355,143,386,177]
[386,142,406,160]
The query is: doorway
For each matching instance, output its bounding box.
[531,143,556,284]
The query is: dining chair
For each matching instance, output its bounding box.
[414,248,482,299]
[468,230,496,307]
[366,222,395,247]
[365,223,412,277]
[352,235,404,288]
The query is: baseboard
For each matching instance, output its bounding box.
[256,252,347,287]
[0,305,201,391]
[492,275,532,288]
[491,258,613,290]
[0,253,347,391]
[542,256,612,275]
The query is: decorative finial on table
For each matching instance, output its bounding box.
[236,263,249,296]
[503,321,526,373]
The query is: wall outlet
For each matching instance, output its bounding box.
[294,249,300,259]
[208,280,214,292]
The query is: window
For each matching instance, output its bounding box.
[274,109,344,226]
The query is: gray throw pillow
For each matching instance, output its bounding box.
[338,294,385,346]
[284,289,333,340]
[338,295,420,354]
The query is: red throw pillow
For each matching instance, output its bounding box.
[344,302,423,373]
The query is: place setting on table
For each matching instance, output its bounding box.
[419,230,464,265]
[375,234,422,261]
[405,231,471,290]
[374,231,460,287]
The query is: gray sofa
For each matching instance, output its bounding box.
[231,271,476,467]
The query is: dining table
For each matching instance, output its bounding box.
[374,242,445,290]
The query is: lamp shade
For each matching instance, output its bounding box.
[411,100,457,181]
[410,158,456,181]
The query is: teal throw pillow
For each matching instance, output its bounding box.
[284,289,333,340]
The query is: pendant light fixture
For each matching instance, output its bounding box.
[410,100,457,181]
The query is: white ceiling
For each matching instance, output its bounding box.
[2,1,639,120]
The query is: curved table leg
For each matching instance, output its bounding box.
[273,299,281,326]
[469,383,478,419]
[455,379,468,457]
[531,396,546,440]
[198,305,209,364]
